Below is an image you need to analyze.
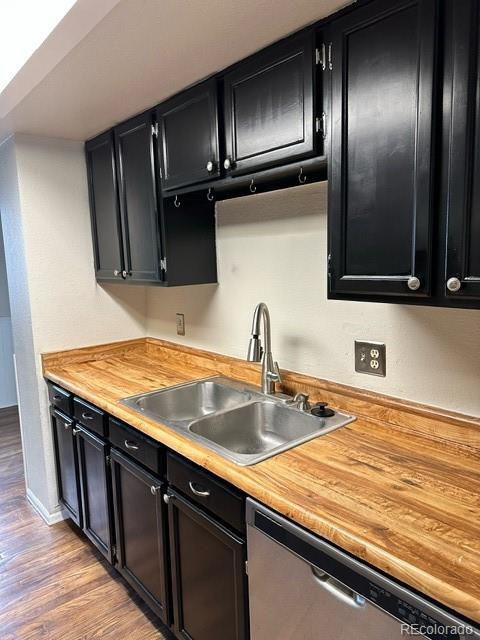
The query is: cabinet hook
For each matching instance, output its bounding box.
[174,195,181,208]
[207,187,215,202]
[249,178,256,194]
[298,166,307,184]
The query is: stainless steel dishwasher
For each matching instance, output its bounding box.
[246,499,480,640]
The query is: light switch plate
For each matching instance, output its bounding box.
[176,313,185,336]
[355,341,386,377]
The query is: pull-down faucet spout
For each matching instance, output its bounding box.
[247,302,281,395]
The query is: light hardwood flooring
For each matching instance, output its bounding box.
[0,407,172,640]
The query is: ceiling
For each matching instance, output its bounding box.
[0,0,352,143]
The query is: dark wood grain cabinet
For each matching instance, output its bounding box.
[75,425,115,564]
[223,30,318,176]
[167,489,247,640]
[114,112,162,283]
[442,0,480,304]
[110,449,170,624]
[156,79,221,191]
[327,0,438,300]
[85,131,125,281]
[51,408,82,527]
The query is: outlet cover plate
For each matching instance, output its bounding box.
[176,313,185,336]
[355,341,386,377]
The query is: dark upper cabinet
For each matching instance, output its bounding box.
[443,0,480,304]
[167,489,248,640]
[328,0,438,300]
[114,112,162,283]
[110,449,170,624]
[51,408,82,527]
[223,30,317,176]
[156,79,220,191]
[76,425,115,564]
[85,132,125,281]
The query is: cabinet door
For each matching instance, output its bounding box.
[167,490,248,640]
[115,112,162,283]
[51,408,82,527]
[444,0,480,303]
[85,131,125,281]
[157,79,220,191]
[328,0,438,299]
[110,449,170,624]
[76,425,115,564]
[223,31,316,176]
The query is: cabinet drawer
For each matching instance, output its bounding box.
[73,397,107,438]
[167,453,244,534]
[48,382,73,416]
[109,418,163,476]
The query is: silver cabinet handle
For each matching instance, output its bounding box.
[311,567,366,608]
[150,485,161,496]
[407,276,421,291]
[81,412,93,421]
[64,422,71,430]
[446,277,461,292]
[122,270,128,278]
[188,481,210,498]
[223,158,232,170]
[206,160,215,173]
[72,427,81,436]
[114,270,121,277]
[163,493,174,505]
[124,440,139,451]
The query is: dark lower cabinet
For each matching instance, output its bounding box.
[443,0,480,304]
[51,408,82,527]
[328,0,438,300]
[167,489,248,640]
[110,449,170,624]
[75,425,115,564]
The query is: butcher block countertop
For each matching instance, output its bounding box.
[42,337,480,625]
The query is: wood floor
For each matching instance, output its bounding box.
[0,406,173,640]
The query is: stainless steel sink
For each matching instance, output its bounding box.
[120,376,355,466]
[189,400,355,465]
[121,377,256,423]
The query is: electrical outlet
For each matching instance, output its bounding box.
[355,341,386,377]
[176,313,185,336]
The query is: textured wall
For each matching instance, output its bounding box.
[146,181,480,417]
[0,214,16,408]
[1,134,147,520]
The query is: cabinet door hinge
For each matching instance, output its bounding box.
[112,544,117,560]
[316,113,327,139]
[160,257,167,272]
[106,455,111,467]
[327,42,333,71]
[245,560,248,575]
[327,253,332,275]
[151,122,159,138]
[316,44,326,71]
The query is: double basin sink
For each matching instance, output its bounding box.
[121,377,355,466]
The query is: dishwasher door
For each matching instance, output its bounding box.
[247,499,478,640]
[247,523,413,640]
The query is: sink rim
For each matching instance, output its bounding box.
[120,375,356,466]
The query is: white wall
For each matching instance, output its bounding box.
[146,182,480,417]
[0,134,147,521]
[0,214,17,408]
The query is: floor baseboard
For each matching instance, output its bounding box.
[26,488,66,526]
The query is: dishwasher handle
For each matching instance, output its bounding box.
[311,566,366,608]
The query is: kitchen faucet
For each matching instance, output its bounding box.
[247,302,282,395]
